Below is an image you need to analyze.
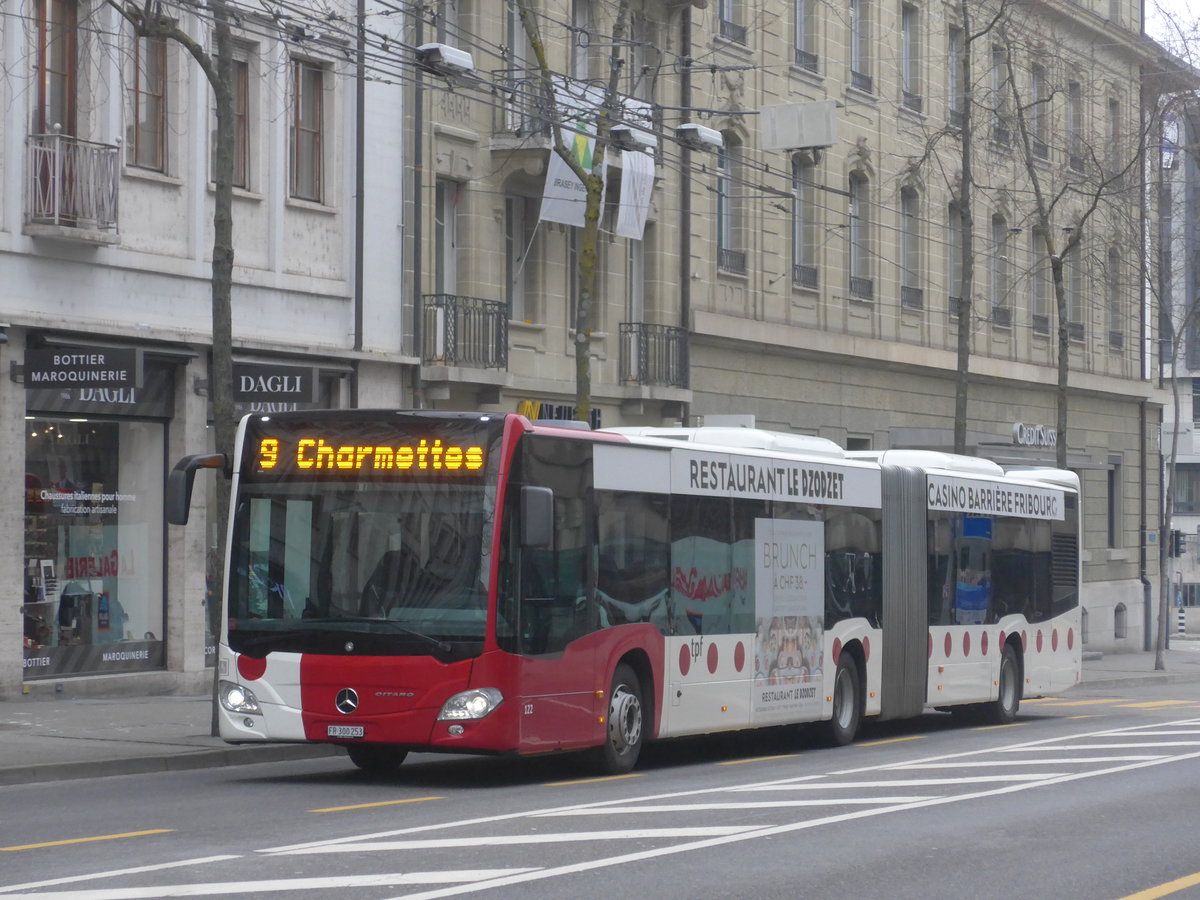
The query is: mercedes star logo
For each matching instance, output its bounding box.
[335,688,359,715]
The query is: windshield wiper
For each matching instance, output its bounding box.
[334,616,454,656]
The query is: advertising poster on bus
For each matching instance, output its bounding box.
[753,518,823,721]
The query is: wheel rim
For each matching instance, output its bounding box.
[834,668,854,730]
[609,683,642,755]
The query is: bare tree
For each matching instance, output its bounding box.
[106,0,237,731]
[516,0,632,424]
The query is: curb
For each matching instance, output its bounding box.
[0,743,342,787]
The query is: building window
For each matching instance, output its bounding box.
[571,0,591,77]
[990,214,1010,325]
[435,178,460,296]
[35,0,78,136]
[1107,97,1122,178]
[1107,463,1121,548]
[1175,465,1200,514]
[794,0,818,70]
[900,187,921,307]
[289,59,324,202]
[792,154,818,288]
[436,0,461,43]
[211,53,250,189]
[947,26,963,127]
[990,46,1010,146]
[948,202,963,317]
[128,34,167,171]
[505,195,537,321]
[1067,242,1084,340]
[719,0,747,43]
[849,0,871,92]
[717,137,745,273]
[23,417,167,679]
[1067,80,1083,171]
[1031,63,1049,159]
[1107,246,1123,348]
[848,172,872,299]
[1114,602,1127,639]
[901,4,921,111]
[1031,228,1049,334]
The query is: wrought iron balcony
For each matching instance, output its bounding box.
[850,276,874,301]
[992,304,1012,326]
[422,294,508,369]
[1032,138,1049,160]
[902,91,923,113]
[851,70,873,93]
[492,75,553,138]
[1033,314,1050,335]
[25,131,119,236]
[795,49,819,72]
[718,248,747,274]
[620,322,688,388]
[900,285,924,309]
[793,264,819,289]
[720,18,747,43]
[1068,320,1084,342]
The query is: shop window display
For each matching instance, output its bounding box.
[23,419,165,678]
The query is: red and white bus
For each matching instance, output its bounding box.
[168,411,1081,774]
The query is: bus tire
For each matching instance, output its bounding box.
[825,654,862,746]
[597,663,644,774]
[347,743,408,774]
[985,644,1021,725]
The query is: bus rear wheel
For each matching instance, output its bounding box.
[825,654,862,746]
[597,663,644,774]
[985,644,1021,725]
[346,743,407,775]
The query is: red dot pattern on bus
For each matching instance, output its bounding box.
[679,644,690,677]
[707,642,719,674]
[237,654,267,680]
[734,641,746,672]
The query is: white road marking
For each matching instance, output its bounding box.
[0,871,538,899]
[893,756,1166,768]
[276,827,758,854]
[730,775,1062,788]
[0,858,240,896]
[533,799,937,815]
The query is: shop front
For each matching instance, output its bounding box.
[21,346,176,680]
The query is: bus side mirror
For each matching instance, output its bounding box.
[166,453,226,525]
[520,486,554,548]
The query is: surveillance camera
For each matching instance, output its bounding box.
[676,123,723,152]
[416,43,475,76]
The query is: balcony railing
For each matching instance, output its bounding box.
[1109,330,1125,350]
[794,48,819,72]
[1033,313,1050,335]
[850,276,874,300]
[1068,320,1085,342]
[422,294,508,369]
[902,91,924,113]
[718,248,747,274]
[720,18,747,43]
[992,305,1012,327]
[1032,138,1050,160]
[991,124,1012,146]
[620,322,688,388]
[492,75,553,138]
[900,285,924,309]
[949,296,963,318]
[793,264,819,289]
[851,70,873,93]
[25,132,119,232]
[949,108,964,130]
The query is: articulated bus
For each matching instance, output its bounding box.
[168,410,1081,774]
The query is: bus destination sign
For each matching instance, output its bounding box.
[253,436,486,478]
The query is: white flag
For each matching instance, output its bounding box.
[616,149,655,240]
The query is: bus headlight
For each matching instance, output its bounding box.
[219,680,262,715]
[437,687,503,721]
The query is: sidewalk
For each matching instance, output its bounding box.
[3,645,1199,787]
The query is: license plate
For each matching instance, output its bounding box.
[327,725,364,739]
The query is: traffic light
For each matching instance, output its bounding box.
[1171,529,1186,557]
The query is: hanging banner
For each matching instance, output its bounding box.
[616,148,655,240]
[539,77,606,228]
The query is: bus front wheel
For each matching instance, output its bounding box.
[347,743,407,775]
[825,654,862,746]
[597,663,644,774]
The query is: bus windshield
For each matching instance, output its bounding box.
[225,412,502,658]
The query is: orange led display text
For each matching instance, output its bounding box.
[257,437,485,472]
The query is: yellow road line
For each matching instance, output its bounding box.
[1116,700,1195,709]
[973,723,1028,732]
[857,735,926,747]
[2,829,174,852]
[310,796,443,813]
[717,754,802,765]
[545,774,643,786]
[1039,699,1127,707]
[1021,697,1066,704]
[1066,715,1102,720]
[1114,870,1200,899]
